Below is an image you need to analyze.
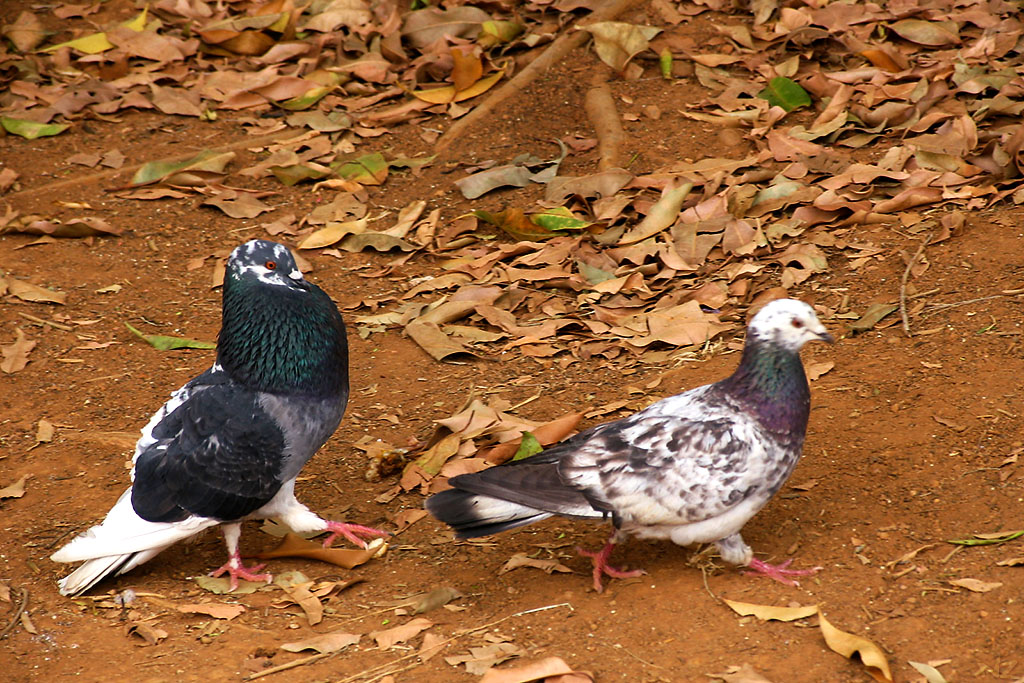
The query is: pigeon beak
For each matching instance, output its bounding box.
[817,330,835,344]
[288,269,303,281]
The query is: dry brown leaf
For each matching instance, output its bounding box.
[391,508,428,533]
[479,656,594,683]
[723,599,818,622]
[499,552,573,576]
[282,581,324,625]
[483,412,583,465]
[707,664,777,683]
[818,612,892,681]
[805,361,834,381]
[255,532,381,568]
[177,603,245,620]
[370,617,432,649]
[1,329,35,374]
[281,629,359,654]
[419,631,448,662]
[948,578,1002,593]
[7,279,66,304]
[0,475,28,499]
[127,622,168,646]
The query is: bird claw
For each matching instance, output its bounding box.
[576,544,646,593]
[322,521,390,549]
[209,558,272,591]
[743,557,821,586]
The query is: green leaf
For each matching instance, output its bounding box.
[659,48,673,79]
[270,163,333,186]
[757,77,811,112]
[129,150,235,187]
[125,322,216,351]
[949,529,1024,546]
[333,152,389,185]
[512,432,543,461]
[1,117,69,140]
[531,206,591,232]
[278,85,334,111]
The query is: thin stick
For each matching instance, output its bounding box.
[334,603,574,683]
[899,231,933,337]
[434,0,642,155]
[0,588,29,640]
[17,312,74,331]
[245,651,340,681]
[585,75,625,170]
[921,294,1005,319]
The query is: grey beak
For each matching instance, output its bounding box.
[818,330,835,344]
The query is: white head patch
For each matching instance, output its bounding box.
[748,299,832,350]
[229,240,305,289]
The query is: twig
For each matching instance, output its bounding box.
[17,312,74,331]
[585,74,625,170]
[899,231,933,337]
[0,587,29,640]
[921,294,1006,319]
[435,0,642,155]
[245,651,341,681]
[334,602,574,683]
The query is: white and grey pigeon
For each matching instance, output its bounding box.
[426,298,832,592]
[52,239,387,596]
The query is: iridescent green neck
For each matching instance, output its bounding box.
[218,275,348,397]
[719,338,810,435]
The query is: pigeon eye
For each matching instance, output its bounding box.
[791,319,804,329]
[265,260,277,270]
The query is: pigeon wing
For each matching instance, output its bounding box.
[131,381,287,523]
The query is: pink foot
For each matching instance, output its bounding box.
[577,542,646,593]
[744,557,821,586]
[209,554,272,591]
[322,521,390,549]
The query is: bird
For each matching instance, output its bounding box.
[52,239,387,596]
[426,298,833,592]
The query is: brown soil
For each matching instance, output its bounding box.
[3,3,1024,683]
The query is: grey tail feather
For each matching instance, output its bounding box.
[425,489,553,539]
[57,553,140,597]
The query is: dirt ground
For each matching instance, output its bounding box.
[4,2,1024,682]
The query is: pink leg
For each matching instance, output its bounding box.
[211,522,272,591]
[209,553,272,591]
[576,539,646,593]
[321,521,390,549]
[744,557,822,586]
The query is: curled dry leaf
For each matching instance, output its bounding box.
[818,612,892,682]
[254,532,382,569]
[177,602,245,620]
[280,630,360,654]
[948,578,1002,593]
[479,656,594,683]
[908,660,949,683]
[1,329,36,374]
[707,664,776,683]
[0,475,28,499]
[499,552,573,576]
[722,599,819,622]
[370,616,433,649]
[127,622,168,646]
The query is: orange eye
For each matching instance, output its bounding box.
[265,260,277,270]
[791,319,804,329]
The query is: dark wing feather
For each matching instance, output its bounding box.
[131,382,286,523]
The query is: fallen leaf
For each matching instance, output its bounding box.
[948,529,1024,546]
[818,612,892,681]
[908,660,949,683]
[948,578,1002,593]
[177,603,245,620]
[479,656,594,683]
[281,630,360,654]
[254,532,382,568]
[7,278,67,304]
[125,323,216,351]
[499,553,573,576]
[281,582,323,625]
[707,664,776,682]
[411,586,463,614]
[194,575,263,594]
[723,600,818,622]
[1,330,36,374]
[805,361,834,381]
[0,475,28,499]
[1,117,69,140]
[127,622,168,646]
[370,617,432,649]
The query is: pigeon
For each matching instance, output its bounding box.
[52,239,387,596]
[426,298,832,592]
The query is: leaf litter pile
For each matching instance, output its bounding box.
[4,0,1024,680]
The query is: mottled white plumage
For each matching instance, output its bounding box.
[427,298,832,590]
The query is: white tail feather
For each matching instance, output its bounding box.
[52,489,218,596]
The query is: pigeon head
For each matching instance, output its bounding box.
[226,239,307,292]
[218,240,348,397]
[746,299,833,352]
